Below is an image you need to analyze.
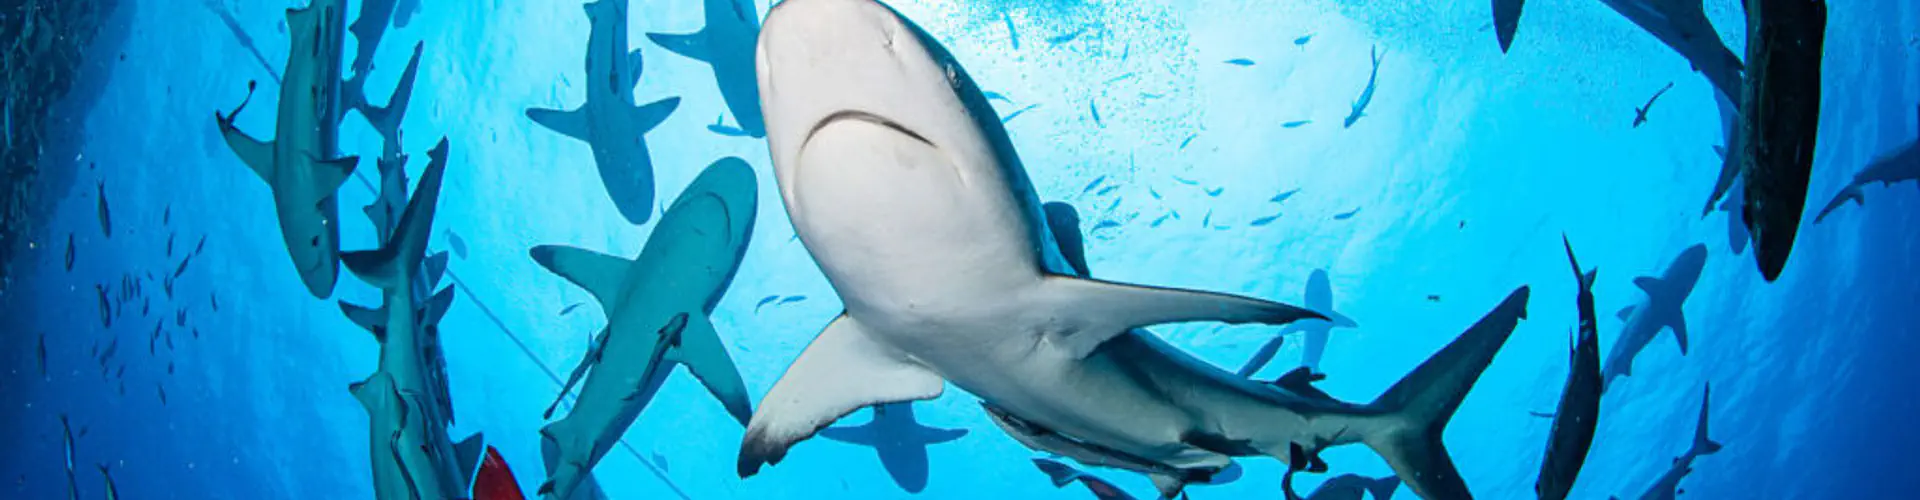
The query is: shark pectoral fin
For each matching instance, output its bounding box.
[646,32,713,63]
[1632,276,1664,297]
[1150,473,1189,499]
[526,107,591,141]
[816,425,876,446]
[1030,276,1327,359]
[632,96,682,134]
[739,313,945,477]
[668,313,754,426]
[454,433,486,491]
[424,251,450,287]
[338,300,387,340]
[218,121,276,182]
[1668,310,1690,355]
[919,427,968,445]
[1326,310,1358,329]
[420,286,456,326]
[1616,305,1636,321]
[306,155,362,206]
[529,245,632,308]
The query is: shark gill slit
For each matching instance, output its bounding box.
[341,169,693,500]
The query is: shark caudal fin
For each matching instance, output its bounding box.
[342,139,451,290]
[1689,384,1724,458]
[1358,286,1530,500]
[355,42,425,148]
[1365,475,1404,499]
[1814,183,1864,224]
[536,420,609,500]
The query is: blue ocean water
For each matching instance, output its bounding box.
[3,0,1917,498]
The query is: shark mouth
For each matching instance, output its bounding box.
[804,110,934,150]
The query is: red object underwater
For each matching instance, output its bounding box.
[474,446,526,500]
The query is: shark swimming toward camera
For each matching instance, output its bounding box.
[738,2,1532,498]
[1730,0,1828,282]
[1611,385,1722,500]
[648,0,767,138]
[820,402,969,493]
[336,139,486,500]
[526,0,683,225]
[1238,269,1358,378]
[213,0,361,299]
[531,157,758,500]
[1600,244,1706,393]
[1814,104,1920,224]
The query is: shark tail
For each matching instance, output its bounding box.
[1813,183,1864,224]
[1689,384,1724,458]
[1365,475,1403,499]
[355,42,426,148]
[1353,286,1530,500]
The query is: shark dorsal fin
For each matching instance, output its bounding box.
[420,286,456,326]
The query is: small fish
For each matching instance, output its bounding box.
[1080,176,1108,195]
[1091,220,1121,232]
[141,297,149,317]
[1250,214,1281,226]
[1001,104,1039,123]
[1225,58,1255,66]
[192,328,199,339]
[163,205,170,226]
[96,181,111,238]
[1270,189,1300,204]
[1149,187,1162,200]
[448,231,469,260]
[166,233,175,257]
[755,295,781,312]
[1095,185,1120,197]
[653,452,671,474]
[1142,93,1164,99]
[983,91,1014,105]
[1179,133,1198,149]
[173,252,195,279]
[192,235,206,256]
[777,295,808,305]
[211,293,219,312]
[1282,120,1312,128]
[1169,210,1182,220]
[64,233,75,271]
[176,308,187,327]
[1427,295,1442,302]
[1459,220,1467,229]
[96,285,111,328]
[37,333,47,377]
[1173,176,1199,186]
[1204,186,1225,197]
[1103,197,1122,212]
[157,385,168,406]
[168,362,174,374]
[1202,210,1214,227]
[1089,100,1102,127]
[1102,73,1136,85]
[1150,214,1171,227]
[163,275,175,299]
[558,302,585,316]
[1333,207,1362,220]
[1003,13,1020,51]
[1046,29,1084,45]
[706,115,752,137]
[1294,33,1314,47]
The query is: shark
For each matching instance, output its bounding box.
[1610,385,1723,500]
[1814,104,1920,224]
[1592,0,1745,101]
[648,0,767,138]
[1730,0,1828,282]
[1600,244,1706,393]
[1033,457,1141,500]
[1343,46,1381,129]
[1285,472,1402,500]
[526,0,682,225]
[1632,82,1674,128]
[819,402,970,493]
[1492,0,1526,53]
[738,1,1532,498]
[337,139,487,500]
[1238,269,1359,378]
[1536,236,1602,500]
[214,0,362,299]
[530,157,758,500]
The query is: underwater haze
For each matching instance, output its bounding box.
[4,0,1918,498]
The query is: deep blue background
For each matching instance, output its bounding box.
[4,0,1917,498]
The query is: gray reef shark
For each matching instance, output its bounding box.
[1237,269,1358,378]
[214,0,362,299]
[526,0,682,225]
[648,0,767,138]
[1815,104,1920,224]
[337,139,487,500]
[737,1,1532,498]
[1600,244,1706,393]
[819,402,970,493]
[1729,0,1827,282]
[1594,0,1745,100]
[1611,385,1723,500]
[530,157,758,500]
[1344,46,1381,129]
[1536,236,1602,500]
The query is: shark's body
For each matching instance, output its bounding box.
[1611,386,1722,500]
[527,0,682,225]
[338,140,486,500]
[214,0,361,298]
[1632,82,1673,128]
[648,0,767,138]
[819,402,969,493]
[1731,0,1827,282]
[1239,269,1357,378]
[1343,47,1381,128]
[1600,244,1706,393]
[1536,238,1602,500]
[530,158,758,500]
[1593,0,1745,100]
[1815,105,1920,223]
[739,2,1531,498]
[1492,0,1526,53]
